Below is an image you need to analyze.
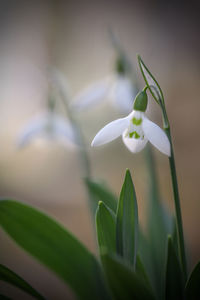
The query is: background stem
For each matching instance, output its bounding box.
[53,72,91,179]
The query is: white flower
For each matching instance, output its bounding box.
[91,109,171,156]
[71,74,137,114]
[18,111,76,148]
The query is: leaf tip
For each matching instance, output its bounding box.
[167,234,172,243]
[137,54,142,62]
[125,168,132,180]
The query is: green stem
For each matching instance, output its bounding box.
[165,126,187,281]
[137,55,187,279]
[65,109,91,178]
[157,94,187,281]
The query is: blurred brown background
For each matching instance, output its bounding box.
[0,0,200,299]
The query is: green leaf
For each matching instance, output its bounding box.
[101,253,155,300]
[165,235,183,299]
[137,55,164,104]
[0,264,45,300]
[0,200,110,300]
[135,255,151,289]
[185,261,200,299]
[139,146,173,299]
[116,169,138,268]
[148,204,173,297]
[138,228,153,276]
[145,202,173,299]
[96,201,116,254]
[172,218,179,257]
[85,178,117,214]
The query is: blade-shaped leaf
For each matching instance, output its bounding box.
[101,253,155,300]
[96,201,116,254]
[140,146,173,299]
[85,178,117,214]
[172,218,179,257]
[165,235,184,299]
[146,203,173,299]
[116,169,138,268]
[137,55,164,104]
[185,261,200,299]
[138,227,153,278]
[135,255,151,290]
[0,200,110,300]
[0,264,45,300]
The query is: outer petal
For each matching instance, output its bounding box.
[17,113,48,147]
[91,116,130,147]
[142,117,171,156]
[122,130,148,153]
[52,115,77,145]
[18,112,76,148]
[110,76,136,113]
[71,77,111,111]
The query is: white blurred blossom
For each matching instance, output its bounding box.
[18,111,76,148]
[71,74,137,114]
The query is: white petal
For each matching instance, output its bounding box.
[122,130,148,153]
[142,117,171,156]
[91,116,130,147]
[17,114,48,147]
[18,112,76,148]
[71,78,111,111]
[52,115,77,144]
[110,76,136,113]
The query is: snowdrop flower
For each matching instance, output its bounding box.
[18,111,76,148]
[72,73,137,114]
[91,89,171,156]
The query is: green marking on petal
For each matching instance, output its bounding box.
[129,132,134,138]
[134,132,140,139]
[132,118,142,126]
[129,131,140,139]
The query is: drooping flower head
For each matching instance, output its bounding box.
[91,88,171,156]
[71,48,138,114]
[18,110,76,148]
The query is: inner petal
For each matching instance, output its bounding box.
[122,113,148,153]
[122,129,148,152]
[125,113,145,140]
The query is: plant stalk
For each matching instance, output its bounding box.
[53,73,91,179]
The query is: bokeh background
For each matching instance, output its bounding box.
[0,0,200,299]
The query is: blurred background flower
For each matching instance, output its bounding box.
[71,60,138,114]
[0,0,200,299]
[71,30,139,114]
[18,110,77,148]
